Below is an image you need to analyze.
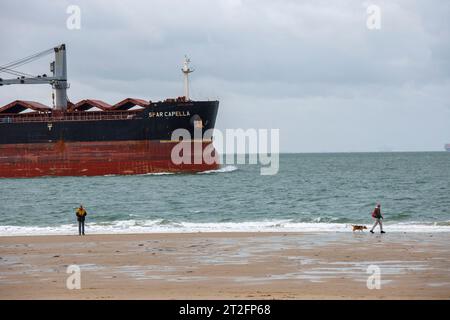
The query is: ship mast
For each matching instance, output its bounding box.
[0,44,69,111]
[181,55,194,101]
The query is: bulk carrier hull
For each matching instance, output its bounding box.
[0,100,220,178]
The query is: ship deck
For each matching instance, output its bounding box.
[0,110,142,123]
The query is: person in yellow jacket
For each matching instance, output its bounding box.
[75,205,87,236]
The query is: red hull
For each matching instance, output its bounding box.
[0,140,219,178]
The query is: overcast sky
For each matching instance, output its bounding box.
[0,0,449,152]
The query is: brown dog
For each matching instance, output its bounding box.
[352,225,368,232]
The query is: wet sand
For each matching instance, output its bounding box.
[0,232,449,299]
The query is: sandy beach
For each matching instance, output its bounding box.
[0,232,449,299]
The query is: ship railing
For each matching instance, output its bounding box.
[0,110,142,123]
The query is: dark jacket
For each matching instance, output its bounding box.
[76,208,87,222]
[372,207,382,219]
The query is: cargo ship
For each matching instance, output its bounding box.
[0,44,219,178]
[445,144,450,152]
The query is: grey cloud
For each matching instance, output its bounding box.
[0,0,449,151]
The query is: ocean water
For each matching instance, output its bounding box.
[0,152,449,235]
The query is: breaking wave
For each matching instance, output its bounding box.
[1,219,450,236]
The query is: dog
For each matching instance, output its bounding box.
[352,225,368,232]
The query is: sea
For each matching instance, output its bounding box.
[0,152,449,236]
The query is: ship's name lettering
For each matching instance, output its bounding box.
[149,111,191,118]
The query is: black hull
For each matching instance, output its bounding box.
[0,101,219,144]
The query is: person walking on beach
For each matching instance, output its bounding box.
[75,205,87,236]
[370,203,385,234]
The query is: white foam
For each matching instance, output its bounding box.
[141,172,175,176]
[197,165,238,174]
[102,172,175,177]
[102,167,236,177]
[1,219,449,236]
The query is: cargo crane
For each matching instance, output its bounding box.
[0,44,69,110]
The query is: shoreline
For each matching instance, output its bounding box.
[2,221,450,237]
[1,229,450,238]
[1,231,449,299]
